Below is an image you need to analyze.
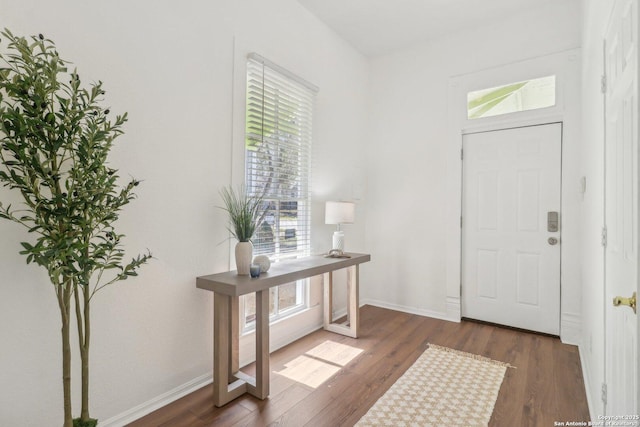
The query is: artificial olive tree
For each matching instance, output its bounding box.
[0,29,151,427]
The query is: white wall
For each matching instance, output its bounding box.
[0,0,368,424]
[363,1,582,324]
[580,0,616,418]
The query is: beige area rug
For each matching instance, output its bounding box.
[355,344,513,427]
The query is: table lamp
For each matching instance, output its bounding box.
[325,201,355,252]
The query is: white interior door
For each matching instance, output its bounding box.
[462,123,562,335]
[604,0,638,415]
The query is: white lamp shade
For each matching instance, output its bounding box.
[325,201,355,224]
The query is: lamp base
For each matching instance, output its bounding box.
[332,231,345,252]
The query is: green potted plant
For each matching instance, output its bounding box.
[0,29,151,427]
[219,186,264,275]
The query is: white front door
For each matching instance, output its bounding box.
[604,0,638,415]
[462,123,562,335]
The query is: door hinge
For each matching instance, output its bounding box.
[601,75,607,94]
[461,148,464,160]
[601,227,608,247]
[601,382,607,405]
[460,216,463,228]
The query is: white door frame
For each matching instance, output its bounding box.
[445,49,582,344]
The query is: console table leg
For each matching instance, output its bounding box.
[213,293,231,406]
[254,289,270,399]
[213,293,247,407]
[323,269,358,338]
[347,265,359,338]
[230,296,239,376]
[323,272,333,327]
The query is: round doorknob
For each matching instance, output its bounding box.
[548,237,558,245]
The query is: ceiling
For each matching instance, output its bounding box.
[298,0,558,57]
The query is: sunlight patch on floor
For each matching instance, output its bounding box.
[274,340,363,388]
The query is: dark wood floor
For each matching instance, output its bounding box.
[128,305,590,427]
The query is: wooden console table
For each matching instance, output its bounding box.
[196,252,371,407]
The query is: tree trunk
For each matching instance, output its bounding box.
[74,284,91,423]
[61,303,73,427]
[80,286,90,421]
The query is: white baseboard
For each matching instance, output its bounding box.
[560,312,582,345]
[332,306,348,320]
[578,343,595,422]
[99,373,213,427]
[446,296,461,321]
[362,298,460,323]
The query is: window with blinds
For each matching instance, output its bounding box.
[245,53,316,261]
[242,54,317,330]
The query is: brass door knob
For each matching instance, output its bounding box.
[613,292,637,314]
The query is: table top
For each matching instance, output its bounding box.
[196,252,371,296]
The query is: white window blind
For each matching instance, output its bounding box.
[245,54,317,261]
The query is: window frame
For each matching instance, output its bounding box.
[466,75,557,120]
[239,53,317,334]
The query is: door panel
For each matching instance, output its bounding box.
[462,123,562,335]
[604,0,638,415]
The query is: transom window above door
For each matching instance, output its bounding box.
[467,75,556,119]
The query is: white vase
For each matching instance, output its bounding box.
[235,241,253,275]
